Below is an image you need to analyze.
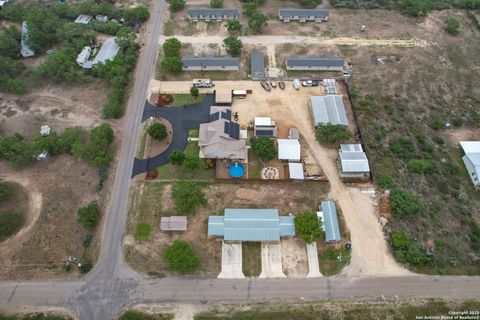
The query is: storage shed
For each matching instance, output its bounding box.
[182,55,240,71]
[254,117,277,137]
[279,9,329,22]
[339,144,370,177]
[277,139,301,162]
[288,162,304,180]
[160,216,187,231]
[460,141,480,189]
[310,95,348,127]
[317,200,340,242]
[20,21,34,58]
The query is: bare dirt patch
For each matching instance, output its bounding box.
[281,238,308,278]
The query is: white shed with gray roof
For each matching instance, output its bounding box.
[310,95,348,127]
[339,144,370,175]
[279,9,329,22]
[182,55,240,71]
[20,21,34,58]
[460,141,480,188]
[286,56,344,71]
[187,8,238,21]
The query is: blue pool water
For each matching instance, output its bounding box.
[229,163,245,178]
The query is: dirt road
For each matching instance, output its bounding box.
[159,35,430,47]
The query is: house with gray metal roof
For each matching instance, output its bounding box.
[317,201,340,242]
[279,9,329,22]
[310,95,348,127]
[286,56,344,71]
[20,21,34,58]
[250,51,265,79]
[208,208,295,242]
[338,144,370,178]
[460,141,480,189]
[182,55,240,71]
[187,8,238,21]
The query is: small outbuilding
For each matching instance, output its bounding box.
[182,55,240,71]
[277,139,301,162]
[215,89,233,105]
[310,95,348,127]
[288,162,304,180]
[250,51,265,79]
[254,117,277,137]
[96,15,109,23]
[460,141,480,189]
[74,15,92,24]
[187,8,238,21]
[76,46,91,67]
[20,21,35,58]
[286,56,344,71]
[339,144,370,178]
[90,38,120,67]
[160,216,187,231]
[317,200,340,242]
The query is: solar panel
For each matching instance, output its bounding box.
[255,130,274,137]
[221,109,231,120]
[210,112,220,122]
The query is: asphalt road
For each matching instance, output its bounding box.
[1,1,480,319]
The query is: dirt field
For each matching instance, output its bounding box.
[124,181,329,277]
[281,238,308,277]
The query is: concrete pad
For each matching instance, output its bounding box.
[306,242,323,278]
[218,241,244,279]
[259,243,286,278]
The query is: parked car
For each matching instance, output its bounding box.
[261,81,271,92]
[311,80,320,87]
[278,81,285,90]
[270,80,277,88]
[302,80,313,87]
[293,79,300,90]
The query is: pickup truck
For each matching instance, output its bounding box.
[192,79,215,88]
[261,81,271,92]
[293,79,301,90]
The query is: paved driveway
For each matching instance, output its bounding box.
[260,243,286,278]
[218,241,244,279]
[306,242,323,278]
[131,94,214,177]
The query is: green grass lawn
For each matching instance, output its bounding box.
[242,242,261,277]
[247,149,262,179]
[170,94,206,107]
[134,223,152,242]
[188,129,199,138]
[318,246,351,276]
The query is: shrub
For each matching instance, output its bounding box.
[248,11,268,33]
[378,172,394,189]
[171,181,206,214]
[211,0,224,7]
[184,155,203,170]
[295,211,323,244]
[390,188,422,217]
[0,212,23,240]
[301,0,318,7]
[452,117,463,127]
[407,159,436,174]
[226,19,242,33]
[102,88,124,119]
[223,36,243,56]
[77,202,100,230]
[72,123,114,168]
[147,123,168,141]
[135,223,152,241]
[429,117,444,130]
[315,124,352,144]
[250,136,275,163]
[0,133,34,167]
[444,17,460,35]
[120,310,164,320]
[161,56,183,73]
[168,0,186,11]
[164,240,199,273]
[79,261,93,273]
[391,232,428,266]
[169,150,186,165]
[190,86,199,98]
[432,136,445,145]
[0,182,11,201]
[242,3,257,16]
[162,37,182,57]
[389,138,415,159]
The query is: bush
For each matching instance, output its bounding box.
[76,202,100,230]
[102,88,125,118]
[452,117,463,127]
[0,34,20,59]
[147,123,168,141]
[248,11,268,33]
[163,37,182,57]
[389,138,415,159]
[407,159,436,174]
[161,56,183,73]
[378,172,394,189]
[390,188,422,217]
[301,0,319,7]
[242,3,258,16]
[35,47,85,82]
[164,240,199,273]
[168,0,186,11]
[0,182,12,201]
[250,136,275,163]
[432,136,445,145]
[391,232,428,266]
[184,154,203,170]
[72,123,114,168]
[135,223,152,241]
[444,17,460,35]
[171,181,206,214]
[315,124,352,144]
[295,211,323,244]
[190,86,199,98]
[119,310,166,320]
[79,261,93,273]
[0,133,34,167]
[223,36,243,56]
[169,150,186,165]
[211,0,224,7]
[227,19,242,33]
[0,212,23,240]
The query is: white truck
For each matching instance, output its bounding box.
[293,79,301,90]
[192,79,215,88]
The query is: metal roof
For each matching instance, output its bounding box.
[339,151,370,173]
[187,8,238,17]
[254,117,272,126]
[340,144,363,152]
[278,139,301,161]
[20,21,34,57]
[208,208,295,241]
[251,51,265,78]
[319,200,340,242]
[288,162,304,180]
[279,9,329,19]
[92,38,120,65]
[460,141,480,186]
[182,55,240,67]
[311,95,348,126]
[74,15,92,24]
[287,56,344,68]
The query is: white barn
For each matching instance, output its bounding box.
[460,141,480,189]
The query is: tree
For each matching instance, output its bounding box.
[248,11,268,33]
[378,172,394,189]
[184,154,203,170]
[190,86,199,98]
[77,202,100,230]
[242,2,258,17]
[315,124,352,144]
[444,17,460,35]
[226,19,242,34]
[168,0,186,12]
[250,136,275,163]
[164,240,200,273]
[0,133,34,167]
[147,123,168,141]
[163,37,182,57]
[211,0,224,7]
[122,5,150,25]
[170,150,186,165]
[161,56,183,73]
[295,211,323,244]
[0,35,20,59]
[72,123,114,167]
[171,181,206,214]
[390,188,422,217]
[223,36,243,56]
[56,22,97,52]
[35,47,84,82]
[0,182,11,201]
[301,0,318,8]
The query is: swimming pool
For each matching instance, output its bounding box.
[229,163,245,178]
